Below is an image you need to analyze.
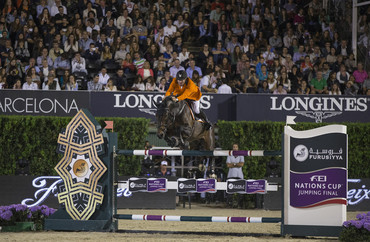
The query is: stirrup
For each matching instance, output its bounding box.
[204,122,212,130]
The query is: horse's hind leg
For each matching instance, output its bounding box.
[204,129,215,151]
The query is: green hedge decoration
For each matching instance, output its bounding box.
[217,121,370,179]
[0,116,149,176]
[0,116,369,179]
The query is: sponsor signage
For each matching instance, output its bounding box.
[91,92,163,119]
[237,94,370,123]
[0,90,90,116]
[0,176,132,208]
[147,178,167,192]
[128,178,147,192]
[283,125,347,229]
[289,134,347,208]
[89,92,235,123]
[196,178,216,193]
[226,179,267,194]
[0,176,369,210]
[246,179,267,194]
[226,179,246,194]
[347,178,370,211]
[1,91,368,123]
[128,177,167,192]
[290,169,346,207]
[177,178,196,193]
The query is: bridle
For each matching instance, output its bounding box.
[157,98,187,135]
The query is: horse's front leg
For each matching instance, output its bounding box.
[178,135,190,150]
[164,133,178,148]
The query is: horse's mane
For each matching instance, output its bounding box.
[156,96,186,117]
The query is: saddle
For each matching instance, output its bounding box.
[184,100,205,123]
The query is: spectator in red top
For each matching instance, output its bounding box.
[293,8,305,25]
[3,0,15,15]
[211,0,225,10]
[122,53,135,74]
[137,61,154,81]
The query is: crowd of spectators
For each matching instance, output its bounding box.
[0,0,369,96]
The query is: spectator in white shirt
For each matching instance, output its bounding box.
[200,69,217,93]
[169,59,185,78]
[178,46,189,64]
[98,67,110,86]
[163,19,177,38]
[71,53,87,74]
[218,79,232,94]
[22,76,39,90]
[116,9,132,29]
[86,18,100,35]
[50,0,67,17]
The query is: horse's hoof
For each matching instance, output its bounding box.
[179,143,188,150]
[168,141,175,147]
[169,137,179,147]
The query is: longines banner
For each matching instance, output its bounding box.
[237,94,370,123]
[89,91,236,122]
[0,176,368,210]
[1,90,369,123]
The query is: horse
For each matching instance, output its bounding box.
[154,96,215,151]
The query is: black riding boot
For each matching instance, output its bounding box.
[197,110,212,130]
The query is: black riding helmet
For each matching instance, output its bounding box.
[176,70,187,81]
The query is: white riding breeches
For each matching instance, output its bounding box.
[192,100,200,114]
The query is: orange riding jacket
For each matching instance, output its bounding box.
[165,78,202,101]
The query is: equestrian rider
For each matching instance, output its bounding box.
[165,70,212,129]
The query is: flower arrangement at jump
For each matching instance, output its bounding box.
[340,212,370,242]
[0,204,56,232]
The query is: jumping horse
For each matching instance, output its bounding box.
[154,96,215,151]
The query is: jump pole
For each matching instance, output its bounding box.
[117,149,281,157]
[115,214,281,223]
[114,149,282,227]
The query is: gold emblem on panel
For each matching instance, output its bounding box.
[55,110,106,220]
[73,159,88,177]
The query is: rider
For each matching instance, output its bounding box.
[165,70,212,129]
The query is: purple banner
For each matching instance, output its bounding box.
[196,179,216,193]
[290,168,347,208]
[147,178,167,192]
[246,180,267,194]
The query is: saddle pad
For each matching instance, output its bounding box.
[185,102,204,123]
